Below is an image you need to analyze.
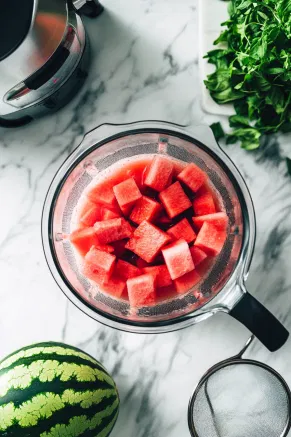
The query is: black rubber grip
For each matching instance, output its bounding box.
[78,1,104,17]
[230,292,289,352]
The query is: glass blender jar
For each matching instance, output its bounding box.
[42,121,289,352]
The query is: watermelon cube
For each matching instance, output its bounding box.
[156,212,172,226]
[159,182,191,218]
[112,239,128,258]
[101,208,121,221]
[136,258,151,269]
[143,265,172,288]
[85,246,116,275]
[144,156,174,192]
[175,269,201,294]
[99,274,126,298]
[113,178,142,213]
[167,218,196,243]
[192,212,229,231]
[130,196,161,225]
[100,275,126,298]
[87,181,117,209]
[94,218,132,244]
[177,163,207,193]
[79,199,96,217]
[70,227,99,256]
[83,254,126,298]
[82,261,110,284]
[125,220,171,263]
[193,191,216,216]
[115,259,141,280]
[194,222,226,256]
[94,244,114,253]
[190,246,207,266]
[162,239,194,280]
[80,205,102,227]
[127,273,156,307]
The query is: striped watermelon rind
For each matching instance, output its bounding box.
[0,342,119,437]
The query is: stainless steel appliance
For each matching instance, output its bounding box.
[0,0,103,127]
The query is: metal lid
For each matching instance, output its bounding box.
[0,0,68,63]
[0,0,34,61]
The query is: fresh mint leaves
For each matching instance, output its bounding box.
[205,0,291,151]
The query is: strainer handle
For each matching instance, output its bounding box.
[229,290,289,352]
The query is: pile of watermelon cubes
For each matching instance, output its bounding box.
[70,156,228,308]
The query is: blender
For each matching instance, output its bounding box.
[42,121,289,352]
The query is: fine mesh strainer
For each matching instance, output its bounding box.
[188,336,291,437]
[42,121,288,351]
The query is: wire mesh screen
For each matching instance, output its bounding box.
[190,362,290,437]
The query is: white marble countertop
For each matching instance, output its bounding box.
[1,0,291,435]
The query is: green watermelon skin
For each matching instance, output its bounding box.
[0,342,119,437]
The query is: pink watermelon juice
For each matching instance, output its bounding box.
[69,155,229,307]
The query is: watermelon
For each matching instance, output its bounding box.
[156,212,171,226]
[79,199,97,217]
[177,163,207,192]
[94,218,132,244]
[80,205,102,227]
[190,246,208,266]
[130,196,161,225]
[70,155,229,306]
[193,191,216,216]
[144,156,173,192]
[102,208,121,221]
[113,178,142,214]
[82,260,111,284]
[87,181,117,209]
[125,220,171,263]
[162,239,194,280]
[192,212,229,231]
[159,181,191,218]
[115,259,141,280]
[94,244,115,254]
[167,218,196,243]
[136,258,151,269]
[70,227,99,256]
[175,269,201,294]
[83,259,126,298]
[112,239,128,258]
[0,342,119,437]
[102,245,116,254]
[85,246,116,275]
[194,222,226,256]
[98,274,126,298]
[143,265,172,288]
[127,273,156,307]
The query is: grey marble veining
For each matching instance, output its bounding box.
[1,0,291,436]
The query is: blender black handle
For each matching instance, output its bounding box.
[229,292,289,352]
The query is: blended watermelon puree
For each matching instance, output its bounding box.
[69,154,229,308]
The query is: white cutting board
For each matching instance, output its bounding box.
[199,0,233,116]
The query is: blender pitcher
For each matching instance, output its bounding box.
[42,121,289,352]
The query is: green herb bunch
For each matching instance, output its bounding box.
[205,0,291,151]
